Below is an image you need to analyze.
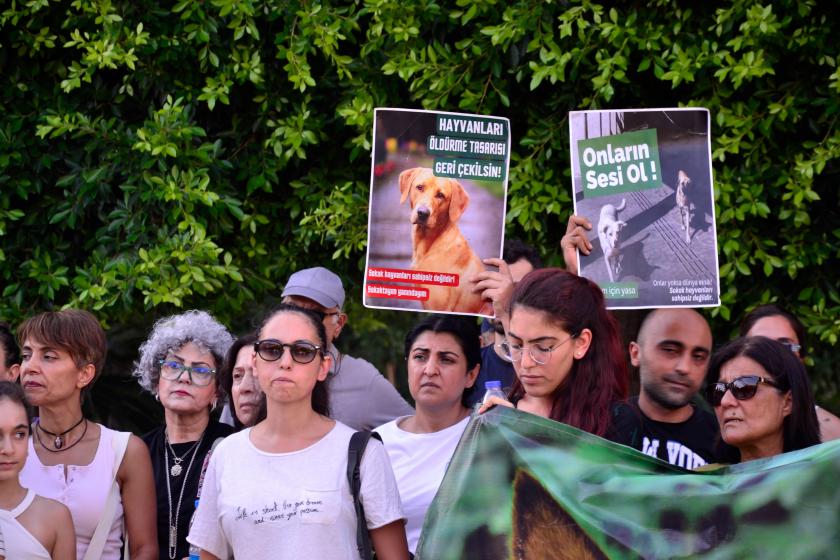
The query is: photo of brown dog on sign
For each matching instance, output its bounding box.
[399,167,485,313]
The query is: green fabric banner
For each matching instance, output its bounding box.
[416,407,840,559]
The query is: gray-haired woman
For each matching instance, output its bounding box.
[133,310,234,560]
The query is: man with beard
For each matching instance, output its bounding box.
[606,309,719,469]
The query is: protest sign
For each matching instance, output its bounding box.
[364,108,510,316]
[569,108,720,308]
[417,407,840,559]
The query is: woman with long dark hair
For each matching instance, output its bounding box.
[375,315,479,554]
[480,268,628,437]
[705,336,821,463]
[739,304,840,441]
[188,304,408,559]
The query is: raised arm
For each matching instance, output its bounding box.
[560,214,593,275]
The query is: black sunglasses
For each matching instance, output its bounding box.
[706,375,780,406]
[254,339,322,364]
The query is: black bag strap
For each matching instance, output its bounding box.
[347,431,382,560]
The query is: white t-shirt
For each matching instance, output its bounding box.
[188,421,404,559]
[375,415,470,553]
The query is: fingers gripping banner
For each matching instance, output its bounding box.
[416,408,840,559]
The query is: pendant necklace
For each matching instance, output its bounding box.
[165,432,203,477]
[165,431,205,559]
[35,419,88,453]
[36,416,85,449]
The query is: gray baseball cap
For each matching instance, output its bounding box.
[281,267,346,309]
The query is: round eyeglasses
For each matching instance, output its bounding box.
[158,360,216,386]
[706,375,781,407]
[254,339,322,364]
[502,334,577,365]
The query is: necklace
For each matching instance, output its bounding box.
[35,419,88,453]
[36,416,84,449]
[165,433,203,477]
[164,431,205,560]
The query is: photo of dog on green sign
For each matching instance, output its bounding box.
[569,108,720,309]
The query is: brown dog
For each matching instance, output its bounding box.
[512,470,608,559]
[399,167,485,313]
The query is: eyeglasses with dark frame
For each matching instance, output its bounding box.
[706,375,780,407]
[254,339,323,364]
[159,360,216,386]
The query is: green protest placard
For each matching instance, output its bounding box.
[417,408,840,559]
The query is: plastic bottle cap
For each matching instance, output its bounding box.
[485,380,502,389]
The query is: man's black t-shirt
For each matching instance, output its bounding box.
[606,397,720,469]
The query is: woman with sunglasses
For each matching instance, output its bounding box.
[188,304,408,559]
[217,333,265,430]
[19,309,157,559]
[705,336,820,463]
[479,268,628,437]
[739,304,840,441]
[134,310,234,560]
[375,315,479,554]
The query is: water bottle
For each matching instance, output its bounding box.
[482,380,507,404]
[188,499,201,560]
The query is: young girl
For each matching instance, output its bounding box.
[188,304,409,559]
[480,268,628,437]
[0,380,75,559]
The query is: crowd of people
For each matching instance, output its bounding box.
[1,241,839,558]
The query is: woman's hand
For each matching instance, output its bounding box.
[560,214,593,275]
[472,258,515,329]
[477,395,515,415]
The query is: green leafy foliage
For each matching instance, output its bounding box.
[1,1,839,418]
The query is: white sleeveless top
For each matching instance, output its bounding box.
[0,489,51,559]
[20,424,125,560]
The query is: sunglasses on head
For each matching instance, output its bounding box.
[254,339,322,364]
[706,375,780,406]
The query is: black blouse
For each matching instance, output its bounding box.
[142,419,234,560]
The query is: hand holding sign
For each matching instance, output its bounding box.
[560,214,593,275]
[472,258,515,328]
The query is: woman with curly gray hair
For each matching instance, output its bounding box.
[134,310,234,560]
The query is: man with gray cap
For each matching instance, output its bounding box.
[281,266,414,431]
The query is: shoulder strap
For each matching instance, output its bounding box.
[83,429,131,560]
[196,436,225,501]
[347,431,382,560]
